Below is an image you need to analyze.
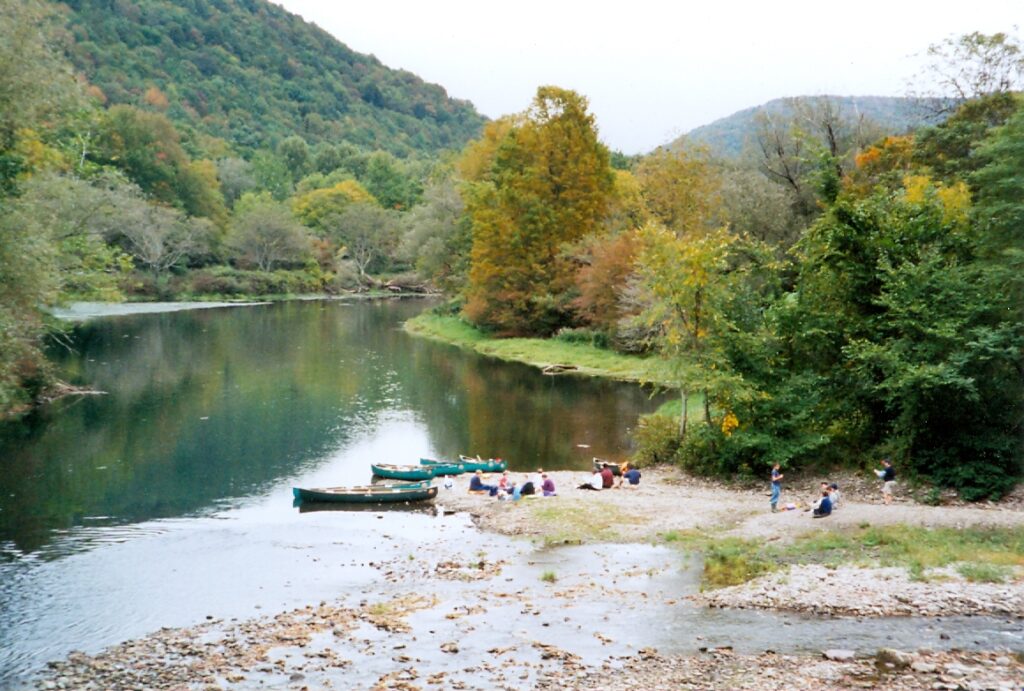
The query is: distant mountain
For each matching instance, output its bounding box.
[676,96,944,158]
[58,0,487,156]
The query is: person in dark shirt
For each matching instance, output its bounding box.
[541,473,556,496]
[812,490,832,517]
[617,465,641,487]
[879,459,896,505]
[770,463,783,513]
[600,465,614,489]
[469,470,497,495]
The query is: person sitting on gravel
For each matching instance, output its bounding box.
[828,482,841,509]
[578,470,603,490]
[617,464,641,488]
[812,489,832,518]
[498,470,512,493]
[541,473,557,496]
[600,465,615,489]
[469,470,498,496]
[519,476,536,496]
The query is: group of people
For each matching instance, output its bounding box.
[467,469,556,499]
[770,458,896,515]
[464,462,643,498]
[577,462,641,491]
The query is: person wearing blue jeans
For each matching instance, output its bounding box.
[770,463,783,512]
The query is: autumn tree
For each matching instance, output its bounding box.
[633,223,757,438]
[462,86,614,335]
[292,179,376,230]
[634,146,721,236]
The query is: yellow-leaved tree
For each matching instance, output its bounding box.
[461,86,614,335]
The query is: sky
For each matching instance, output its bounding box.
[275,0,1021,154]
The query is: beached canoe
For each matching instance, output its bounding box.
[458,455,507,473]
[292,482,436,503]
[418,458,467,475]
[370,463,436,481]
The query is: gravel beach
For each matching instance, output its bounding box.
[28,467,1024,690]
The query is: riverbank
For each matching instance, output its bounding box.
[36,602,1024,691]
[437,467,1024,619]
[403,313,674,385]
[27,467,1024,690]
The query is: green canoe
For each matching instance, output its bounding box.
[292,482,436,503]
[419,458,467,475]
[458,455,508,472]
[370,463,436,481]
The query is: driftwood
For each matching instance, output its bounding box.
[37,381,108,404]
[542,364,578,375]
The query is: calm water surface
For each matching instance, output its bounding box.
[0,299,663,683]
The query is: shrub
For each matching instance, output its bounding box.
[554,327,609,349]
[631,413,681,466]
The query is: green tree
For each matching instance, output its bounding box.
[400,178,470,292]
[324,202,400,283]
[462,86,614,335]
[227,195,311,271]
[633,224,753,436]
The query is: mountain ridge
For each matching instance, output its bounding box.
[59,0,487,157]
[676,95,943,157]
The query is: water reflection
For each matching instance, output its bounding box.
[0,299,663,557]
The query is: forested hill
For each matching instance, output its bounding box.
[57,0,486,156]
[677,95,942,157]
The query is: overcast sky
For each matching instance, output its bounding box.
[275,0,1020,154]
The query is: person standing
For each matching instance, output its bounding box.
[770,463,783,513]
[878,459,896,505]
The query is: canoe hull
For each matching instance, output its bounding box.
[418,458,467,475]
[371,463,436,481]
[293,484,437,503]
[458,455,507,473]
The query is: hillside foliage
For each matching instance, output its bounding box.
[60,0,486,157]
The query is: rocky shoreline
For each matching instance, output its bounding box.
[25,467,1024,690]
[35,599,1024,691]
[699,564,1024,618]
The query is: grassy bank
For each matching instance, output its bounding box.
[664,525,1024,589]
[403,313,673,385]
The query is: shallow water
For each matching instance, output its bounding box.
[0,299,663,685]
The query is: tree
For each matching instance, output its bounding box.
[292,179,376,230]
[227,195,311,271]
[17,172,135,299]
[361,151,422,210]
[92,105,226,222]
[400,178,470,291]
[914,31,1024,106]
[324,202,400,283]
[278,135,311,183]
[751,97,882,219]
[633,224,752,436]
[462,87,614,335]
[0,0,84,193]
[216,157,257,208]
[117,202,210,279]
[635,146,721,236]
[572,230,639,333]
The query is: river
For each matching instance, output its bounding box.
[1,300,1018,688]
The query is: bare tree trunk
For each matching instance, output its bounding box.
[703,388,712,426]
[679,389,688,438]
